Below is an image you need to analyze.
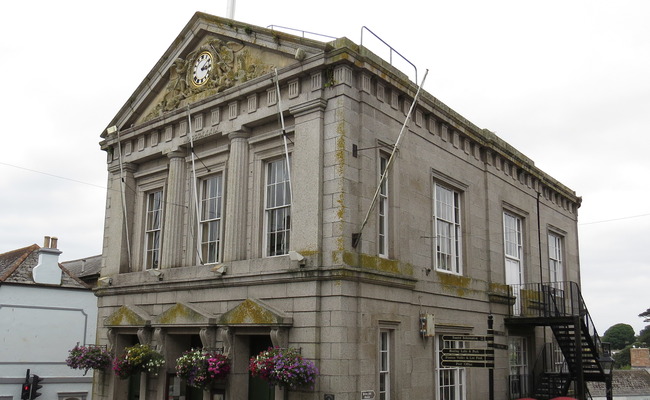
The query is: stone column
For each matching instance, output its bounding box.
[160,150,186,269]
[105,162,137,274]
[289,99,327,259]
[222,130,250,262]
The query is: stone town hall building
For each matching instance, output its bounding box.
[94,12,612,400]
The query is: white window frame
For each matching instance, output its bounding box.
[144,189,163,270]
[378,154,389,258]
[200,174,223,264]
[264,157,291,256]
[548,232,563,284]
[433,183,462,274]
[436,335,466,400]
[504,213,523,261]
[504,212,524,314]
[379,329,393,400]
[503,212,523,283]
[508,336,529,399]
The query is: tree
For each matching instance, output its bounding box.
[640,308,650,322]
[602,323,636,350]
[639,308,650,347]
[638,325,650,347]
[613,346,631,369]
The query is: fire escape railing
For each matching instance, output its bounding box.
[508,281,606,360]
[507,281,613,399]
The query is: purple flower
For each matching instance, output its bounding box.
[249,347,318,389]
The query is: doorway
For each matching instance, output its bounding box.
[248,335,275,400]
[166,334,206,400]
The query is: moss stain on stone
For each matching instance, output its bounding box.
[489,282,510,295]
[332,251,341,264]
[437,272,476,297]
[220,299,277,325]
[158,304,203,324]
[339,251,413,277]
[342,251,357,266]
[335,109,347,252]
[377,257,400,274]
[297,250,319,257]
[105,306,144,326]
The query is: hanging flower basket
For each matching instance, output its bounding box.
[66,344,112,375]
[175,348,231,389]
[113,344,165,379]
[249,347,318,389]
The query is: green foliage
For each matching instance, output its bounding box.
[113,344,165,379]
[603,323,636,350]
[613,346,631,369]
[66,344,111,374]
[638,325,650,347]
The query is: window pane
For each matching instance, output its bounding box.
[145,190,163,269]
[265,159,291,256]
[548,233,563,284]
[379,330,390,400]
[504,213,522,259]
[200,175,222,263]
[378,155,389,257]
[434,183,461,273]
[437,336,466,400]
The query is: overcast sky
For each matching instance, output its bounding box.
[1,0,648,334]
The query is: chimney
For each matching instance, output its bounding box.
[32,235,63,285]
[631,347,650,369]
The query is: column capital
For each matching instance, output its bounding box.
[108,162,137,174]
[164,149,186,159]
[289,98,328,118]
[228,128,251,141]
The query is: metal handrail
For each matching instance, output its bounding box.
[266,25,336,41]
[509,281,607,364]
[360,26,418,84]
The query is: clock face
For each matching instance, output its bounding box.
[192,51,212,86]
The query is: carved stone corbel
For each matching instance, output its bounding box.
[153,328,166,353]
[218,327,233,357]
[137,328,152,345]
[200,327,217,349]
[106,328,116,354]
[270,327,288,349]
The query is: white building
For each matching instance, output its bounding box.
[0,237,98,400]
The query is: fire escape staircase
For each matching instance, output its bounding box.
[505,281,613,400]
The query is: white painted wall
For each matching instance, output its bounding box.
[0,283,97,400]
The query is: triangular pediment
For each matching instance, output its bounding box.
[103,12,329,135]
[153,302,217,326]
[104,305,152,327]
[219,298,292,326]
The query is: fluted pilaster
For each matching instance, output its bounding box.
[222,130,250,262]
[105,162,137,274]
[160,150,186,269]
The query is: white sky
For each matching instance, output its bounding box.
[1,0,648,334]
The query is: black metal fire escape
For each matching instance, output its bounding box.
[505,281,613,400]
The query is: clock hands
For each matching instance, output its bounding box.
[193,52,212,85]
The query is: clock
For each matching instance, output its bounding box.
[192,51,213,86]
